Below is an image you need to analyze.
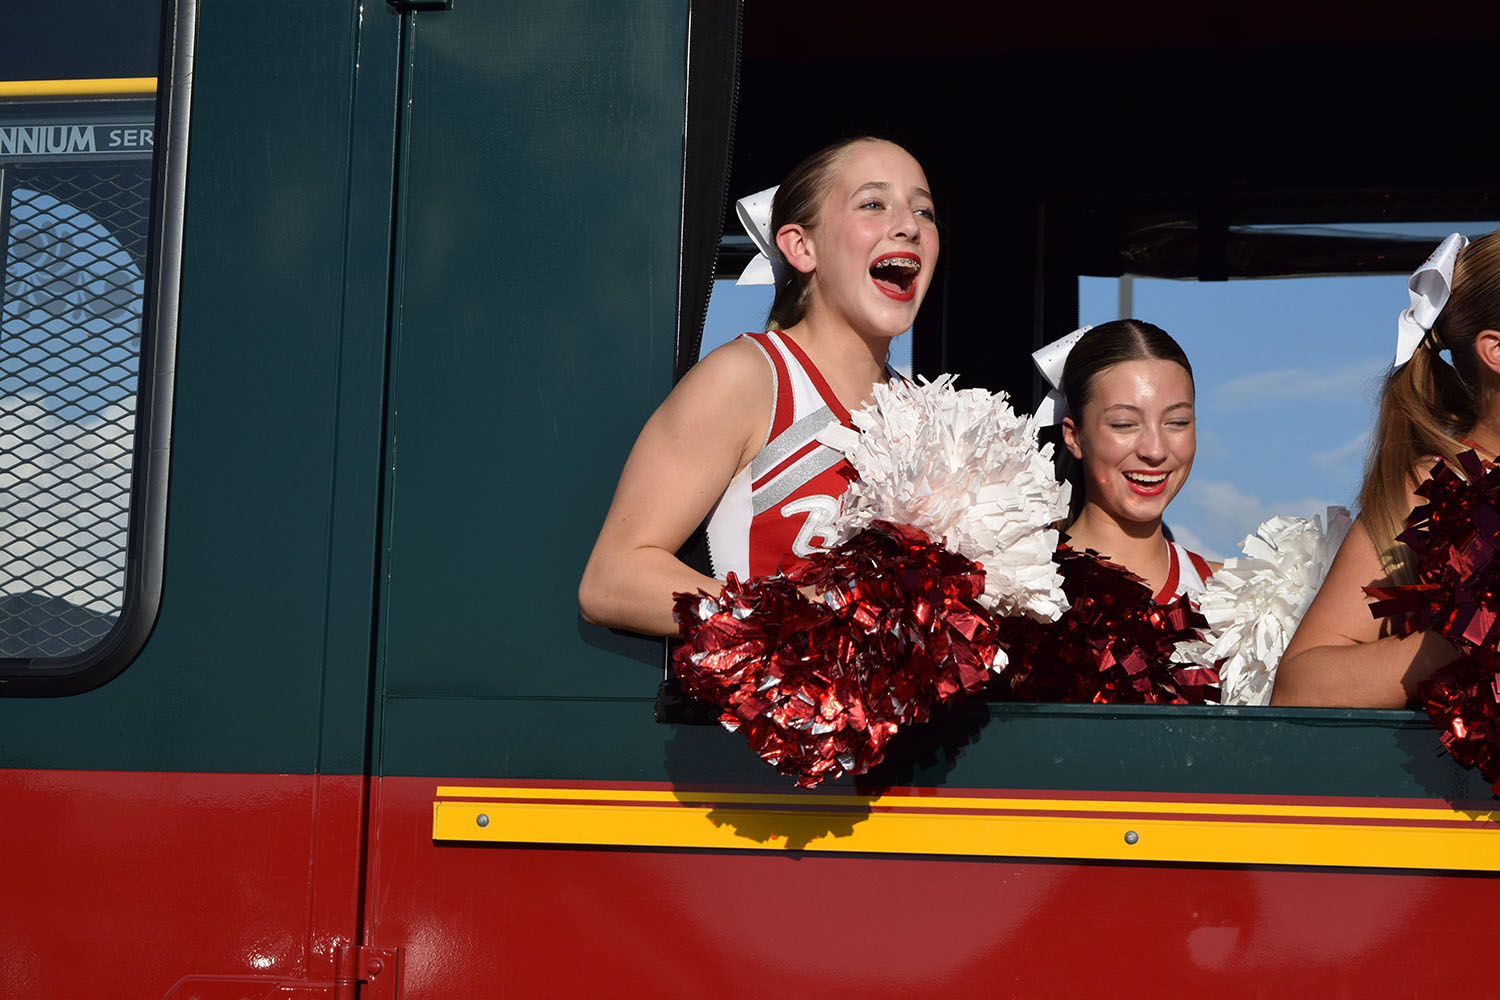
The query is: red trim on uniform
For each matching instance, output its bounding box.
[752,438,825,490]
[1154,543,1181,604]
[1188,550,1213,582]
[746,332,795,436]
[773,329,852,426]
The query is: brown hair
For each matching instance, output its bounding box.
[1059,319,1195,520]
[1361,231,1500,582]
[765,136,901,331]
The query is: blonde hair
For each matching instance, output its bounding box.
[1361,231,1500,582]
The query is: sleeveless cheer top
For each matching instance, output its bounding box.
[704,331,859,580]
[1157,541,1213,604]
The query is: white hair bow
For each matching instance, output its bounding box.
[734,186,784,286]
[1395,232,1470,367]
[1031,325,1092,425]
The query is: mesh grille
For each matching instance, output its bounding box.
[1,162,151,658]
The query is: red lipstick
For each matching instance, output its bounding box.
[869,252,920,302]
[1123,470,1170,496]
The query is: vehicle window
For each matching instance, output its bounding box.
[0,0,189,687]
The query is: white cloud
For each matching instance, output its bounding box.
[1171,479,1345,560]
[1195,426,1229,462]
[1214,359,1384,405]
[1308,430,1369,473]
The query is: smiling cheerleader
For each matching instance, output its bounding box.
[579,137,938,636]
[1046,320,1211,602]
[995,321,1220,705]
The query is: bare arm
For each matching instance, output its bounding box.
[1271,516,1457,708]
[577,339,770,636]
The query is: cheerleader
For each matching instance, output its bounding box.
[578,138,938,636]
[1274,231,1500,707]
[1038,319,1212,602]
[995,319,1216,706]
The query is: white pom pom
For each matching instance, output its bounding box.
[1201,507,1352,706]
[817,375,1071,623]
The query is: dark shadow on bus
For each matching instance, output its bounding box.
[661,694,993,850]
[1390,715,1497,814]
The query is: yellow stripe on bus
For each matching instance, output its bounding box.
[434,784,1500,825]
[432,796,1500,871]
[0,78,158,98]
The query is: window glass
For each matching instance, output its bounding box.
[1,1,181,673]
[2,158,151,657]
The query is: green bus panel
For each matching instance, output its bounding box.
[374,0,688,713]
[0,4,395,776]
[379,695,1491,802]
[5,6,160,80]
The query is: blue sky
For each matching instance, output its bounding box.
[700,224,1496,560]
[1079,273,1390,559]
[702,282,912,378]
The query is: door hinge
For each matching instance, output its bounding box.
[335,944,400,1000]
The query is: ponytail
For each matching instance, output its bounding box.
[1361,231,1500,582]
[1358,347,1472,582]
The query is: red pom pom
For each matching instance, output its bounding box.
[1366,452,1500,653]
[1367,453,1500,795]
[1418,658,1500,797]
[993,546,1218,705]
[672,521,1001,786]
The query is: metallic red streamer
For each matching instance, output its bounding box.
[1364,452,1500,795]
[992,546,1218,705]
[672,521,1001,787]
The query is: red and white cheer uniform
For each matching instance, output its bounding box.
[1157,542,1213,604]
[704,330,860,580]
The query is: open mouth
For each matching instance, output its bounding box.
[1123,470,1170,496]
[870,253,920,301]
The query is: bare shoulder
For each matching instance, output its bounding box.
[647,335,774,471]
[1282,515,1388,655]
[1321,515,1388,591]
[664,335,771,411]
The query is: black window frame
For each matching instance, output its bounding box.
[0,0,194,696]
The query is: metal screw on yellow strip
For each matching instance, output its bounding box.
[1124,830,1139,845]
